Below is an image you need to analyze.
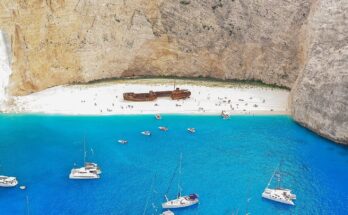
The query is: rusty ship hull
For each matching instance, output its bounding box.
[123,88,191,102]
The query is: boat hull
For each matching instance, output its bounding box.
[0,182,18,187]
[0,176,18,187]
[162,196,199,209]
[262,192,295,205]
[69,174,100,179]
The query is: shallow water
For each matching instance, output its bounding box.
[0,114,347,215]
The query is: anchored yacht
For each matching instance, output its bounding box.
[162,194,199,209]
[262,169,296,205]
[162,153,199,209]
[69,137,101,180]
[262,188,296,205]
[0,176,18,187]
[69,167,100,179]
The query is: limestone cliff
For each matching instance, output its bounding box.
[291,0,348,144]
[0,0,310,95]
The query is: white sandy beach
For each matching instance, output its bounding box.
[1,80,290,115]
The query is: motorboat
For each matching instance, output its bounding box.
[155,114,162,120]
[162,194,199,209]
[141,131,151,136]
[69,167,100,179]
[161,210,174,215]
[118,139,128,144]
[187,128,196,133]
[0,176,18,187]
[262,168,296,205]
[159,126,169,131]
[162,153,199,209]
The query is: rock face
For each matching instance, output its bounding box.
[292,0,348,144]
[0,0,347,144]
[0,0,310,94]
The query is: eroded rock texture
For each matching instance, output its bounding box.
[292,0,348,144]
[0,0,310,95]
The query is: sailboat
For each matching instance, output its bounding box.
[162,153,199,209]
[69,137,101,179]
[262,168,296,205]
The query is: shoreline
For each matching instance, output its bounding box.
[1,79,290,116]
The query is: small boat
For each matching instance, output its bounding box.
[141,131,151,136]
[0,176,18,187]
[161,210,174,215]
[162,153,199,209]
[221,110,230,119]
[118,139,128,144]
[187,128,196,133]
[262,168,296,205]
[155,114,162,120]
[20,185,26,190]
[159,126,169,131]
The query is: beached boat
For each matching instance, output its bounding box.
[262,168,296,205]
[187,128,196,133]
[118,139,128,144]
[159,126,169,131]
[162,153,199,209]
[123,88,191,102]
[141,131,151,136]
[0,176,18,187]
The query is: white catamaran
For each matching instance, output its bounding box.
[162,153,199,209]
[69,138,101,179]
[262,168,296,205]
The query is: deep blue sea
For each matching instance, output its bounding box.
[0,114,347,215]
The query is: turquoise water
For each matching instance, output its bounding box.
[0,114,347,215]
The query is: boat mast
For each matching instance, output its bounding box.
[177,153,183,198]
[276,172,281,188]
[266,164,281,188]
[26,195,30,215]
[142,173,157,215]
[83,136,86,164]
